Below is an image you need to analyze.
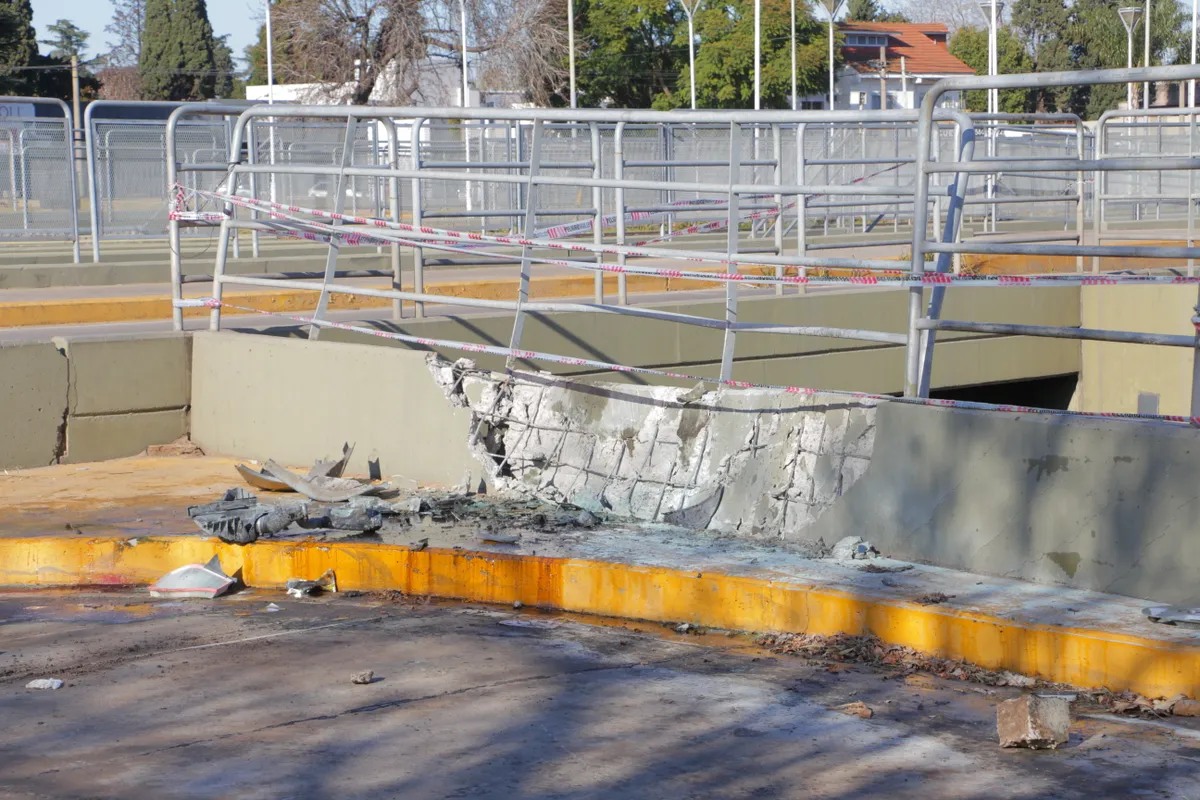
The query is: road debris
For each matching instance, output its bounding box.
[477,528,520,544]
[411,537,430,551]
[1174,699,1200,717]
[758,631,1043,687]
[915,592,954,605]
[835,701,874,719]
[236,443,356,492]
[262,460,392,503]
[286,569,338,598]
[25,678,64,690]
[351,670,376,685]
[1143,603,1200,626]
[997,695,1071,749]
[831,536,880,561]
[662,486,723,529]
[149,555,235,599]
[187,490,308,544]
[264,603,282,613]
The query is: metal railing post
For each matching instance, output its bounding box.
[719,121,743,383]
[308,116,359,341]
[412,117,427,317]
[614,122,628,305]
[505,118,544,371]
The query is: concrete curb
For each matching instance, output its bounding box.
[0,272,723,328]
[3,535,1196,699]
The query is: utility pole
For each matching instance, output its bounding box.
[70,55,83,167]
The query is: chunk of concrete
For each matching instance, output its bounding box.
[996,695,1070,749]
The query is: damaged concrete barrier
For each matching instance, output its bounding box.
[996,695,1071,749]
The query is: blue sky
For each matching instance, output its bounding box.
[29,0,260,63]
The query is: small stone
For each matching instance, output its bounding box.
[1173,698,1200,717]
[513,600,524,609]
[999,671,1036,688]
[25,678,63,690]
[836,701,873,719]
[675,623,692,634]
[576,509,599,528]
[351,670,375,685]
[996,695,1070,749]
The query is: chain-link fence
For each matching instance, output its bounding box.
[0,97,80,260]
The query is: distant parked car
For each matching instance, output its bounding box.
[307,181,367,199]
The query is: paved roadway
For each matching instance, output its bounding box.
[2,589,1198,800]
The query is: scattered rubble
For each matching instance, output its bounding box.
[477,528,520,544]
[835,701,874,719]
[996,695,1071,749]
[1143,604,1200,626]
[285,569,338,598]
[915,592,953,606]
[830,536,880,561]
[148,555,236,599]
[25,678,64,690]
[145,436,204,457]
[187,490,307,544]
[351,670,376,685]
[237,443,355,492]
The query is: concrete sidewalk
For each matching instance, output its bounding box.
[1,456,1197,700]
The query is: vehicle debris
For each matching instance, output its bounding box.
[996,695,1071,749]
[662,486,723,529]
[264,603,282,613]
[236,443,356,492]
[187,490,307,544]
[149,555,236,599]
[26,678,64,690]
[1143,603,1200,626]
[477,528,520,544]
[351,670,376,685]
[286,569,338,598]
[261,460,392,503]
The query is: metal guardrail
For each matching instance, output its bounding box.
[0,96,80,262]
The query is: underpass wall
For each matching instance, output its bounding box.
[0,334,190,468]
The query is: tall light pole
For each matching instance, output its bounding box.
[977,0,1003,116]
[820,0,846,110]
[681,0,702,110]
[754,0,762,109]
[1119,6,1143,110]
[787,0,796,110]
[459,0,470,106]
[1190,0,1197,107]
[567,0,577,108]
[264,0,275,104]
[1143,0,1152,109]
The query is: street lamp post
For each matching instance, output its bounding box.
[264,0,275,104]
[459,0,470,107]
[1119,6,1143,110]
[681,0,702,110]
[754,0,762,109]
[1143,0,1152,109]
[821,0,846,110]
[790,0,797,110]
[1191,0,1197,107]
[976,0,1003,116]
[567,0,577,108]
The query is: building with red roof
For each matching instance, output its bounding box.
[801,21,976,110]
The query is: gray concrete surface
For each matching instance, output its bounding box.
[189,331,478,486]
[0,341,67,469]
[2,590,1199,800]
[810,401,1200,605]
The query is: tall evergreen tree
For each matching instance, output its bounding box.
[0,0,38,94]
[139,0,219,100]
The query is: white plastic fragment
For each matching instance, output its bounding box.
[26,678,64,690]
[148,555,235,599]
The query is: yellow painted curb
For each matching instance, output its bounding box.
[0,272,725,329]
[2,535,1196,699]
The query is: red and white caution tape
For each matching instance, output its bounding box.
[179,295,1200,426]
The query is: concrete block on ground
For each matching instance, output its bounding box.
[58,333,191,415]
[65,409,188,463]
[0,341,67,469]
[996,695,1070,749]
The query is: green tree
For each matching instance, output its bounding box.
[948,26,1033,113]
[244,0,296,87]
[575,0,684,108]
[139,0,219,100]
[0,0,38,94]
[846,0,908,22]
[1009,0,1073,112]
[685,0,826,108]
[39,19,90,59]
[212,34,240,97]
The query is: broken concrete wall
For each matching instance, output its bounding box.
[446,366,877,538]
[0,335,190,469]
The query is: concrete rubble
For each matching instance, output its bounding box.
[996,695,1072,750]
